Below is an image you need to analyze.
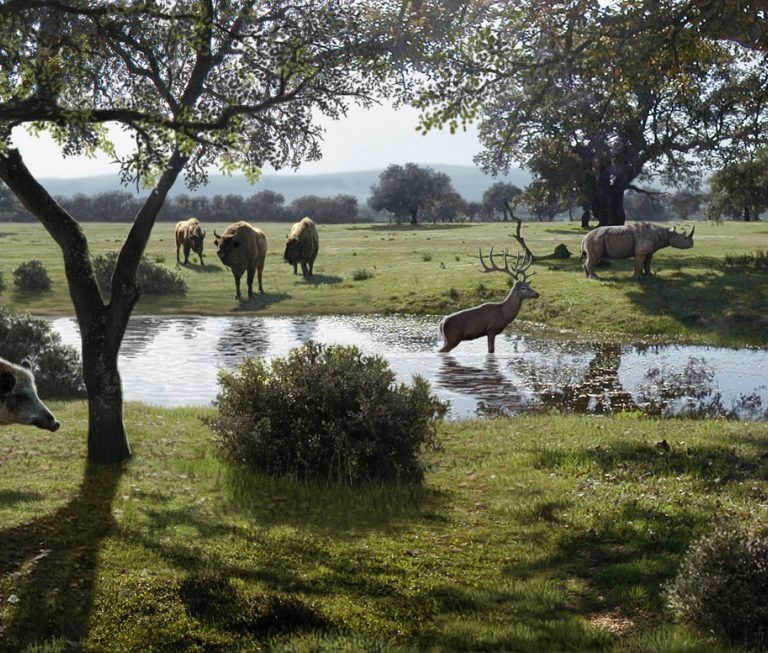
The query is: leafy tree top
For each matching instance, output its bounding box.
[0,0,415,189]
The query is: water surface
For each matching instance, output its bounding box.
[52,315,768,420]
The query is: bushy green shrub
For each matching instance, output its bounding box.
[92,251,187,296]
[13,259,51,292]
[209,341,447,485]
[351,268,374,281]
[667,522,768,650]
[0,308,85,398]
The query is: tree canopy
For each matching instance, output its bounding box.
[416,0,768,226]
[368,162,456,224]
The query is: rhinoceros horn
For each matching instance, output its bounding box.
[688,225,695,238]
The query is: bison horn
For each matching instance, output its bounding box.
[213,229,221,239]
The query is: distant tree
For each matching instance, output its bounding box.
[522,181,568,222]
[0,1,406,463]
[291,194,358,223]
[624,189,672,221]
[368,163,454,225]
[670,189,705,221]
[245,190,289,222]
[427,190,466,223]
[481,181,522,220]
[707,152,768,222]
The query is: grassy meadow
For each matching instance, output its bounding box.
[2,402,768,652]
[0,219,766,345]
[1,219,767,651]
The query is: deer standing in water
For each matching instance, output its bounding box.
[439,248,539,353]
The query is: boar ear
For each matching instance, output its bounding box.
[20,359,32,370]
[0,372,15,398]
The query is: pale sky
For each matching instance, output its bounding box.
[10,104,484,178]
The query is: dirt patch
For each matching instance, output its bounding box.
[588,609,636,635]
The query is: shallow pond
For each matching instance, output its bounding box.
[52,315,768,420]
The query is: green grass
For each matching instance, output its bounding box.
[0,220,766,345]
[1,403,767,651]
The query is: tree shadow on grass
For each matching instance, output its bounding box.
[0,490,44,508]
[230,292,291,312]
[0,463,123,651]
[617,259,768,343]
[181,262,223,273]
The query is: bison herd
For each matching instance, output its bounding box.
[174,216,319,300]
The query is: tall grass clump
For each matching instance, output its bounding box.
[667,522,768,650]
[208,341,447,485]
[0,308,85,397]
[0,270,5,294]
[724,249,768,271]
[92,251,187,296]
[13,259,51,292]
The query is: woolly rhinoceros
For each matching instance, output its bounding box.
[582,222,695,280]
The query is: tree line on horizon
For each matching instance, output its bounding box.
[0,163,751,225]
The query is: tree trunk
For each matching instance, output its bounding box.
[589,181,627,227]
[580,205,591,229]
[410,208,418,225]
[0,147,187,463]
[82,331,130,463]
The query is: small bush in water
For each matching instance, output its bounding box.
[666,521,768,650]
[209,341,447,485]
[92,251,187,296]
[0,308,85,398]
[13,259,51,292]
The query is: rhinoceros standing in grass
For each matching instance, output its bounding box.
[582,222,695,280]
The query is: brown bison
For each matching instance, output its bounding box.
[214,221,267,299]
[0,357,60,431]
[175,217,206,265]
[582,222,695,279]
[284,217,319,277]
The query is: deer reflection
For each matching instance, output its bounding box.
[437,354,529,417]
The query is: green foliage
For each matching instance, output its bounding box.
[13,259,51,292]
[707,149,768,222]
[209,341,447,485]
[667,522,768,650]
[92,251,187,296]
[0,308,84,397]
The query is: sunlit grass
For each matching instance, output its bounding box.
[0,220,766,345]
[1,402,767,651]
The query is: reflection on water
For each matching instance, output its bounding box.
[51,315,768,420]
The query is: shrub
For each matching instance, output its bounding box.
[13,259,51,292]
[0,308,85,397]
[351,268,373,281]
[92,251,186,296]
[666,522,768,650]
[209,341,447,485]
[725,249,768,271]
[0,271,5,294]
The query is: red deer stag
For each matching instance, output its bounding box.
[439,248,539,353]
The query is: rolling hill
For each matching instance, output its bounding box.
[38,164,531,204]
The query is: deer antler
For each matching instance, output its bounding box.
[478,247,534,283]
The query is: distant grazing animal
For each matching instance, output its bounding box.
[582,222,695,280]
[284,217,319,277]
[214,221,267,299]
[175,217,206,265]
[439,248,539,353]
[0,357,60,431]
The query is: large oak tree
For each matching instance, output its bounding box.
[416,0,768,226]
[0,0,422,463]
